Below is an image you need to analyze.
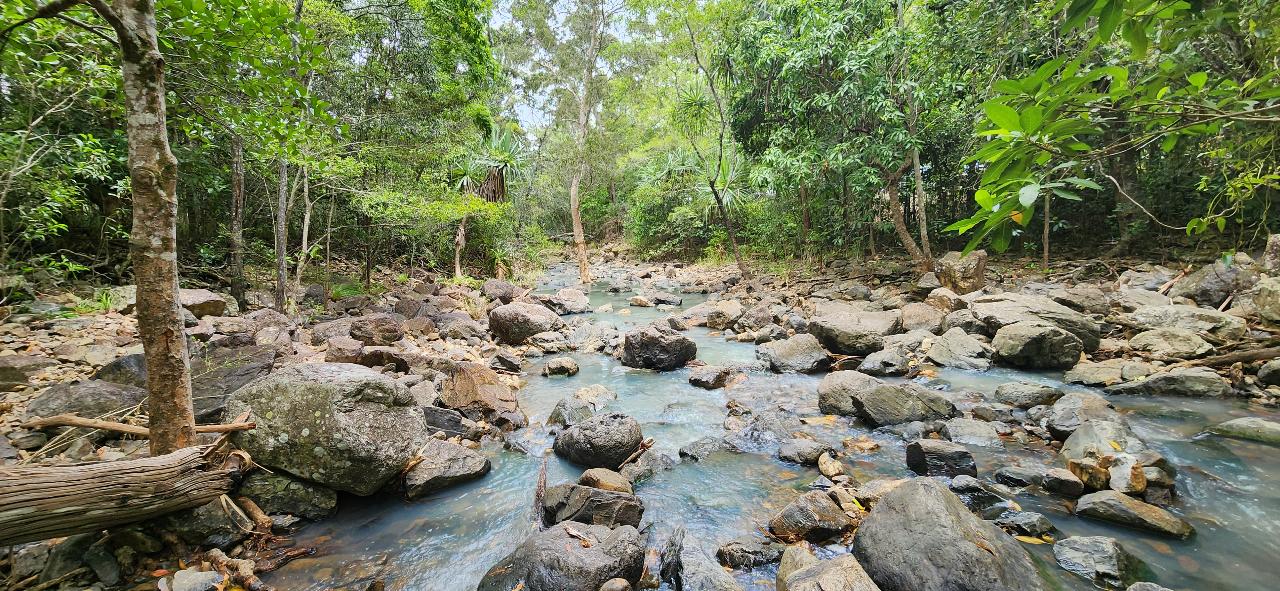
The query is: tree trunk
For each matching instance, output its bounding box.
[229,134,246,308]
[293,167,312,295]
[567,0,602,287]
[910,147,934,271]
[0,447,233,546]
[799,184,811,255]
[454,214,469,279]
[323,197,334,307]
[568,166,590,284]
[710,182,751,279]
[885,162,925,263]
[107,0,196,455]
[1042,194,1052,269]
[273,155,288,310]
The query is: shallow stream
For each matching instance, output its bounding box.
[266,265,1280,591]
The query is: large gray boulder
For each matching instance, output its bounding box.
[1124,305,1246,342]
[906,439,977,477]
[25,380,146,422]
[938,250,987,294]
[482,279,523,304]
[808,314,892,355]
[1045,392,1122,440]
[757,334,831,373]
[403,438,491,499]
[1168,257,1259,307]
[851,478,1047,591]
[1074,490,1194,537]
[991,322,1083,370]
[1128,328,1212,358]
[238,472,337,521]
[477,522,645,591]
[784,555,882,591]
[768,490,856,543]
[925,328,991,371]
[1105,367,1231,398]
[848,383,958,427]
[817,371,884,416]
[969,293,1100,351]
[1208,417,1280,445]
[489,302,565,344]
[621,324,696,371]
[178,288,228,318]
[542,483,644,528]
[227,363,428,495]
[538,288,592,315]
[554,412,643,468]
[1053,536,1143,589]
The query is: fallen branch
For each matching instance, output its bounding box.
[616,438,655,470]
[21,566,89,591]
[20,414,254,437]
[1172,346,1280,368]
[207,548,271,591]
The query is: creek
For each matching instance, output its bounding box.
[265,264,1280,591]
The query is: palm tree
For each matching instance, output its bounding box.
[452,127,526,278]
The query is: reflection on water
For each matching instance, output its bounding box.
[266,266,1280,591]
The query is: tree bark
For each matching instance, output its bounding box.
[910,147,934,270]
[567,0,603,287]
[709,182,749,278]
[293,167,312,295]
[884,160,924,263]
[0,447,232,546]
[799,184,811,255]
[1042,194,1052,269]
[454,213,469,279]
[229,134,247,308]
[274,155,288,310]
[94,0,196,455]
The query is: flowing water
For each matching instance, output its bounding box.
[265,265,1280,591]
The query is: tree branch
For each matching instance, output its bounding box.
[0,0,83,53]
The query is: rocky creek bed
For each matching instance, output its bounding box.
[4,253,1280,591]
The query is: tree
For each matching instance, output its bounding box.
[2,0,195,454]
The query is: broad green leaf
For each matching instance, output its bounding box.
[984,103,1022,132]
[1019,183,1040,207]
[1188,72,1208,88]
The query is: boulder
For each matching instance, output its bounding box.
[991,322,1083,370]
[477,522,644,591]
[925,288,966,313]
[403,438,491,499]
[900,303,945,334]
[157,501,246,549]
[969,293,1100,351]
[549,397,596,427]
[715,538,783,569]
[817,371,884,416]
[228,363,427,495]
[489,302,565,344]
[1255,276,1280,322]
[25,379,146,423]
[1207,417,1280,445]
[937,250,987,294]
[1128,328,1212,358]
[1124,305,1246,342]
[621,324,696,371]
[784,554,882,591]
[993,511,1052,536]
[941,418,1002,447]
[924,328,991,371]
[1063,359,1154,387]
[757,334,831,373]
[554,413,643,468]
[1045,392,1122,440]
[348,313,403,345]
[1168,257,1259,307]
[706,299,745,330]
[1257,359,1280,386]
[0,355,56,389]
[857,347,910,377]
[851,477,1045,591]
[777,544,820,591]
[1074,490,1194,537]
[1105,367,1231,398]
[538,288,592,315]
[439,362,522,427]
[238,472,337,520]
[187,345,278,421]
[689,365,734,389]
[1053,536,1142,588]
[812,310,901,339]
[1043,468,1085,497]
[778,438,835,466]
[906,439,976,478]
[1060,420,1147,463]
[482,279,523,304]
[768,490,856,543]
[542,357,580,377]
[993,382,1062,409]
[848,383,958,427]
[179,288,228,318]
[542,483,644,528]
[579,468,633,494]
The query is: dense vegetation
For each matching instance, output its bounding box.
[3,0,1278,304]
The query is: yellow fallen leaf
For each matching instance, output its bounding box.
[1015,535,1047,545]
[1008,500,1022,511]
[1108,440,1122,451]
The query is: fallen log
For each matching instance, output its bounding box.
[0,446,233,546]
[1174,346,1280,368]
[20,414,255,437]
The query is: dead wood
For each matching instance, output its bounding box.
[19,414,254,437]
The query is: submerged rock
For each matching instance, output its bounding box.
[228,363,427,496]
[554,412,643,468]
[1207,417,1280,445]
[477,522,644,591]
[851,477,1046,591]
[1053,536,1143,588]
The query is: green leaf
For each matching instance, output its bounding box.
[975,189,996,210]
[1018,183,1040,207]
[1052,188,1083,201]
[984,103,1022,132]
[1098,0,1124,42]
[1063,177,1103,190]
[1215,217,1226,232]
[1188,72,1208,89]
[1160,135,1178,152]
[1020,107,1045,133]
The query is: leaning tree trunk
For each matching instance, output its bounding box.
[910,147,934,271]
[229,134,247,308]
[111,0,196,455]
[710,183,751,280]
[885,162,925,264]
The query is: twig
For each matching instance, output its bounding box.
[21,414,254,437]
[19,566,89,591]
[616,437,655,470]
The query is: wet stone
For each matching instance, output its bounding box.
[906,438,977,478]
[716,538,783,569]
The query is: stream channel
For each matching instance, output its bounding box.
[265,264,1280,591]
